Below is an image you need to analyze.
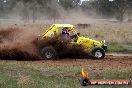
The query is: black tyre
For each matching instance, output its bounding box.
[40,46,58,60]
[91,47,105,59]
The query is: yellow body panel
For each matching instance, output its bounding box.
[77,36,103,49]
[40,24,103,51]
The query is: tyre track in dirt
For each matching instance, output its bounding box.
[0,55,131,71]
[38,55,132,71]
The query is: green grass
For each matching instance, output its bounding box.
[107,43,132,53]
[0,62,131,88]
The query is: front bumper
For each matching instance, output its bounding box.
[102,44,107,50]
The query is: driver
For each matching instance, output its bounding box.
[61,27,77,42]
[69,31,76,42]
[61,27,71,42]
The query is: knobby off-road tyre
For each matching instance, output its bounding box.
[91,47,105,59]
[40,46,58,60]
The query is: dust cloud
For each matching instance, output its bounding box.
[0,26,41,60]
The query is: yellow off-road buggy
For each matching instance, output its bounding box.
[37,24,107,60]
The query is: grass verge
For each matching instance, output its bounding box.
[0,61,131,88]
[107,43,132,54]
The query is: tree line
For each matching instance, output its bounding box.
[81,0,132,22]
[0,0,132,22]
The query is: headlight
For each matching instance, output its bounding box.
[101,40,106,44]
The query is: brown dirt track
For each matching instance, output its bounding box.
[0,55,131,71]
[35,54,132,71]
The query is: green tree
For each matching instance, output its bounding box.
[0,0,17,18]
[113,0,128,22]
[81,0,115,18]
[127,0,132,21]
[81,0,132,22]
[59,0,80,10]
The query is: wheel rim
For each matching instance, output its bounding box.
[45,51,53,59]
[95,50,102,58]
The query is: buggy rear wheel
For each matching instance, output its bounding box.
[40,46,58,60]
